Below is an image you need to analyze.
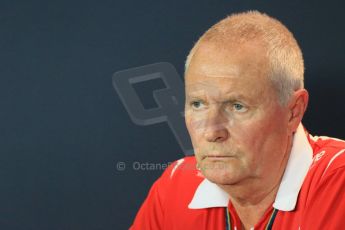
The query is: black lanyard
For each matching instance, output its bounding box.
[225,207,278,230]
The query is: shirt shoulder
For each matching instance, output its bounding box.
[297,136,345,229]
[308,135,345,177]
[130,156,204,230]
[163,156,201,179]
[158,156,204,194]
[301,134,345,205]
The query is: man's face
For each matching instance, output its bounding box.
[185,41,292,186]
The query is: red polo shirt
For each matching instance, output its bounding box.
[130,124,345,229]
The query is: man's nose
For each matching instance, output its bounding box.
[203,111,229,143]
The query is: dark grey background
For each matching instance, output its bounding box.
[1,0,344,229]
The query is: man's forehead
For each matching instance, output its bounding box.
[185,47,241,80]
[186,40,268,79]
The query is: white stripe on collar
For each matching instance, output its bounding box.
[188,123,313,211]
[273,124,313,211]
[188,178,229,209]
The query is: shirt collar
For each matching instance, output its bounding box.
[188,123,313,211]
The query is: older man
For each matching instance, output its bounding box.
[130,11,345,230]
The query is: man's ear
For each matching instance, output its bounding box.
[287,89,309,133]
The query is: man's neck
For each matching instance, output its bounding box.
[218,144,291,229]
[219,179,280,230]
[217,134,293,229]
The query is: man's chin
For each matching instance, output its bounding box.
[200,165,239,185]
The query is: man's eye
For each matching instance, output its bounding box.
[233,103,247,112]
[190,101,205,110]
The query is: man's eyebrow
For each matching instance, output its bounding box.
[185,93,250,104]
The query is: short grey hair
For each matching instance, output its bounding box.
[185,11,304,105]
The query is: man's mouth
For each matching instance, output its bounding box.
[203,154,234,160]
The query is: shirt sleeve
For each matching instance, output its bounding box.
[301,166,345,229]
